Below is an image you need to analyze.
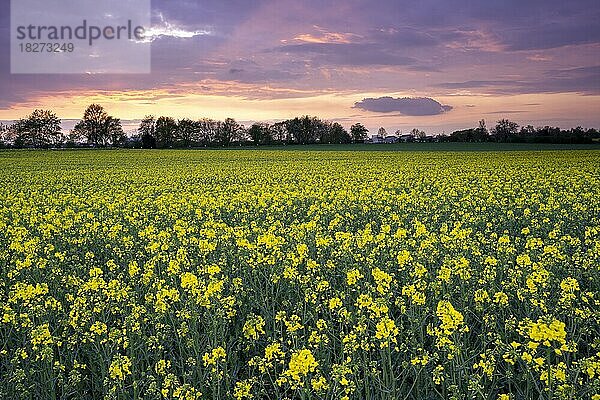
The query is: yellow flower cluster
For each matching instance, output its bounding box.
[243,314,265,340]
[527,318,567,347]
[109,355,132,382]
[281,349,318,388]
[436,300,465,335]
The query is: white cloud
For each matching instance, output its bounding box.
[139,13,212,43]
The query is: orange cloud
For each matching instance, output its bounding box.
[289,26,362,44]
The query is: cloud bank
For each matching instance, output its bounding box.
[354,97,453,116]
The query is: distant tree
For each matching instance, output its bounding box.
[138,115,156,148]
[536,126,561,137]
[249,123,273,145]
[12,109,62,148]
[411,128,426,141]
[474,119,489,141]
[449,129,476,142]
[321,122,351,144]
[378,127,387,137]
[313,119,330,143]
[264,123,275,144]
[155,116,178,148]
[0,123,6,144]
[285,118,301,143]
[216,118,243,146]
[0,123,7,148]
[478,119,487,132]
[586,128,600,140]
[106,117,126,147]
[449,120,488,142]
[141,133,156,149]
[237,125,249,144]
[72,105,124,147]
[286,116,326,144]
[249,123,262,145]
[492,119,519,142]
[350,123,369,143]
[177,118,200,148]
[520,124,535,135]
[64,129,83,148]
[270,122,289,144]
[73,104,111,146]
[198,118,219,146]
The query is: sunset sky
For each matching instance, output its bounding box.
[1,0,599,134]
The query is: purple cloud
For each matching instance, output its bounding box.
[354,97,453,115]
[276,42,416,66]
[437,65,600,95]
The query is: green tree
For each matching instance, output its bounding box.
[350,123,369,143]
[492,119,519,142]
[73,104,110,146]
[411,128,426,141]
[286,116,327,144]
[0,123,8,148]
[73,105,124,147]
[249,123,273,145]
[198,118,219,146]
[270,122,289,144]
[321,122,351,144]
[217,118,243,146]
[12,109,62,148]
[106,117,126,147]
[177,118,200,148]
[155,116,178,148]
[138,116,156,148]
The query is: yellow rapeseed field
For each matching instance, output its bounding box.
[1,149,599,399]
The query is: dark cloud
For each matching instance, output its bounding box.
[220,59,303,83]
[276,43,415,66]
[437,80,515,89]
[500,23,600,51]
[376,0,600,51]
[436,65,600,95]
[539,65,600,94]
[354,97,453,115]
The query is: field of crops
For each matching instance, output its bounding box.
[1,149,599,400]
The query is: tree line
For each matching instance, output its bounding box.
[0,105,127,148]
[443,119,600,144]
[0,105,369,149]
[0,105,598,148]
[133,114,370,148]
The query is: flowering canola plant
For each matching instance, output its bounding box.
[0,149,600,399]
